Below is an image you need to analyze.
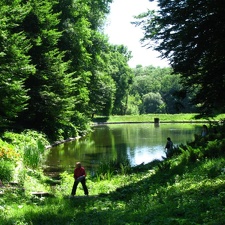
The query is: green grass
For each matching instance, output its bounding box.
[1,156,225,224]
[1,121,225,225]
[92,113,225,123]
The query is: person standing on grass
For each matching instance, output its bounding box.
[165,137,173,158]
[71,162,88,197]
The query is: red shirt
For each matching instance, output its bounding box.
[74,167,86,179]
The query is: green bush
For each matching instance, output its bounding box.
[96,159,132,181]
[0,159,14,182]
[204,139,225,158]
[23,139,46,169]
[3,130,49,148]
[180,146,203,163]
[3,130,49,169]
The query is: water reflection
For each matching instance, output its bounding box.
[43,123,202,174]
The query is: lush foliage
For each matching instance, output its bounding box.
[0,140,20,182]
[0,0,35,129]
[3,130,49,169]
[0,130,49,184]
[134,0,225,116]
[2,0,222,141]
[0,0,133,141]
[127,65,197,114]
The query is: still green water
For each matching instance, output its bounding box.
[43,123,203,175]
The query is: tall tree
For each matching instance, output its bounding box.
[135,0,225,115]
[110,45,134,115]
[17,0,76,140]
[84,0,115,117]
[87,35,117,117]
[55,0,93,117]
[141,92,165,114]
[55,0,114,119]
[0,1,34,130]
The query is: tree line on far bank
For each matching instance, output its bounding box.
[127,65,197,115]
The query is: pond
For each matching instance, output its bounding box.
[43,123,203,176]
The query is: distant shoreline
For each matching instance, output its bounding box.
[92,114,225,124]
[92,120,215,125]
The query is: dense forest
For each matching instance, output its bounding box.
[1,0,225,142]
[0,0,134,141]
[128,65,196,115]
[0,0,184,141]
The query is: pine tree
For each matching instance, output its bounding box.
[17,0,76,140]
[0,0,35,130]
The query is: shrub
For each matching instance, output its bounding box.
[23,140,45,168]
[3,130,49,148]
[179,145,203,163]
[204,139,225,158]
[3,130,49,169]
[96,159,132,181]
[0,159,14,182]
[0,140,20,162]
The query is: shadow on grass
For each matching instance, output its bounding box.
[3,158,225,225]
[66,157,225,224]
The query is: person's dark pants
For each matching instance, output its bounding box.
[71,178,88,196]
[166,149,173,158]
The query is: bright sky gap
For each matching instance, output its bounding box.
[104,0,169,68]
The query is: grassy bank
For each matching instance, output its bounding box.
[1,154,225,224]
[1,116,225,224]
[1,126,225,224]
[92,113,225,123]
